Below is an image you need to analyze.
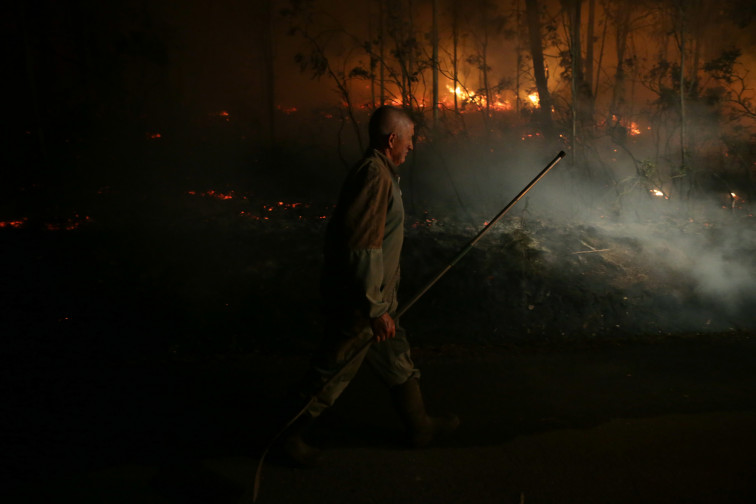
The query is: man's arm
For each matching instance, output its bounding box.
[341,163,395,336]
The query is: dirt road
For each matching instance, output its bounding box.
[3,335,756,503]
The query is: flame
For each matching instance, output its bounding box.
[444,85,512,112]
[650,189,668,199]
[609,115,642,136]
[528,93,539,107]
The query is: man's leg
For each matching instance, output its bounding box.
[280,313,373,465]
[366,321,460,447]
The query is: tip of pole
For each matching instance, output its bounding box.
[558,151,566,158]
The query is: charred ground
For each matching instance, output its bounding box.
[2,118,756,502]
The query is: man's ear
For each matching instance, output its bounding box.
[387,132,397,149]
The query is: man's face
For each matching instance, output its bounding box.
[388,123,414,166]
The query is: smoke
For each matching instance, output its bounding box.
[404,125,755,335]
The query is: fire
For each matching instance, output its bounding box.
[0,218,27,229]
[609,115,643,136]
[528,93,539,107]
[650,189,668,199]
[444,85,512,112]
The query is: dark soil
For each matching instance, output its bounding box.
[2,335,756,503]
[3,134,755,503]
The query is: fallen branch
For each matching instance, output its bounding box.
[572,248,611,255]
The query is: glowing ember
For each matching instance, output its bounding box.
[45,215,91,231]
[148,133,161,139]
[650,189,667,199]
[521,132,542,141]
[1,215,91,231]
[0,218,28,229]
[187,190,240,200]
[209,111,231,122]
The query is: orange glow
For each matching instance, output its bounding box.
[528,93,539,107]
[187,190,238,200]
[444,85,512,112]
[1,216,91,231]
[148,133,161,139]
[0,218,27,229]
[210,110,231,122]
[45,215,91,231]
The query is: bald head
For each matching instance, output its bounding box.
[368,106,415,167]
[369,106,413,148]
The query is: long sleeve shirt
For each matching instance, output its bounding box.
[322,149,404,319]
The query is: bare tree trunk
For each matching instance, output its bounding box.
[452,2,460,113]
[369,2,376,108]
[525,0,554,133]
[585,0,596,119]
[515,0,522,115]
[594,5,607,99]
[608,2,631,125]
[679,3,686,176]
[408,0,415,109]
[379,1,385,106]
[566,0,582,159]
[262,0,276,144]
[432,0,439,127]
[482,26,491,119]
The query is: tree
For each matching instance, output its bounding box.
[283,0,369,160]
[525,0,555,134]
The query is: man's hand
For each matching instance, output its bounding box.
[371,313,396,343]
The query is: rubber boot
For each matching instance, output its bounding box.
[390,377,460,448]
[279,412,322,467]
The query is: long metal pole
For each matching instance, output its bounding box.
[397,150,565,318]
[253,151,565,502]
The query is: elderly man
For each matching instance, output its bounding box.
[282,106,459,465]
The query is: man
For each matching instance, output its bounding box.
[282,106,459,465]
